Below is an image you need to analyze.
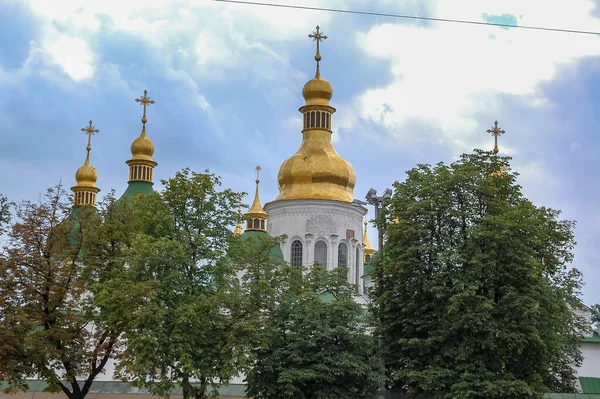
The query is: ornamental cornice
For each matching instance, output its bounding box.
[264,199,367,218]
[267,210,361,219]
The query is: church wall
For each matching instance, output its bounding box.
[579,342,600,378]
[265,199,367,291]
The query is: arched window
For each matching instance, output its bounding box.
[355,247,361,284]
[338,243,348,268]
[321,112,326,128]
[314,241,327,268]
[316,111,321,127]
[365,254,371,263]
[247,220,252,229]
[261,220,265,230]
[291,240,303,267]
[253,219,260,229]
[310,111,315,127]
[304,112,308,128]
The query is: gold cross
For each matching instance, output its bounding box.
[486,120,505,154]
[81,120,99,152]
[135,89,155,125]
[308,25,327,62]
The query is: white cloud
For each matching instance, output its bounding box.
[15,0,329,108]
[352,0,600,151]
[43,35,95,81]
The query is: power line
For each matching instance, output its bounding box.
[213,0,600,37]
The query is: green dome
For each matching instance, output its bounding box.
[239,230,284,261]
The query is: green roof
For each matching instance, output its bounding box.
[121,181,154,202]
[545,395,600,399]
[581,378,600,394]
[582,332,600,344]
[239,230,284,260]
[363,261,374,276]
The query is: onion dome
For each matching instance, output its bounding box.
[126,90,158,183]
[275,26,356,203]
[302,66,333,107]
[245,166,268,232]
[363,219,376,264]
[130,129,155,161]
[72,120,101,207]
[75,155,98,188]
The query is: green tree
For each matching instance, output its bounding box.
[372,150,585,399]
[226,232,291,356]
[0,186,134,399]
[246,264,378,399]
[591,304,600,327]
[0,193,11,235]
[103,169,245,399]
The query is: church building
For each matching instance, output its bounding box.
[2,25,599,399]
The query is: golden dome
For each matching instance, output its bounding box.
[233,209,244,237]
[130,128,155,161]
[72,120,101,207]
[302,67,333,107]
[245,167,269,232]
[126,90,158,184]
[363,220,376,256]
[276,137,356,202]
[75,152,98,188]
[275,26,356,203]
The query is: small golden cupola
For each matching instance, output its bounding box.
[363,219,376,264]
[72,120,101,207]
[233,209,244,237]
[126,90,158,184]
[275,26,356,203]
[245,166,269,232]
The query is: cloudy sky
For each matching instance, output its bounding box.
[1,0,599,305]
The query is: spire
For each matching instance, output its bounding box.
[363,217,376,264]
[274,26,356,203]
[486,120,506,154]
[308,25,327,78]
[126,90,158,184]
[72,120,101,207]
[301,26,333,108]
[487,120,508,177]
[233,208,244,237]
[244,166,268,232]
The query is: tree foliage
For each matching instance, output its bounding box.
[101,169,245,399]
[0,193,11,235]
[0,185,134,399]
[591,304,600,328]
[371,150,584,399]
[245,264,378,399]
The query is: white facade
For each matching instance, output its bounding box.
[264,199,368,292]
[574,306,600,383]
[579,342,600,378]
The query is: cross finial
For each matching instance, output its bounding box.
[81,120,99,153]
[308,25,327,65]
[255,165,262,183]
[135,89,155,127]
[486,120,506,154]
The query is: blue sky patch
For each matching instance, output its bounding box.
[482,13,519,29]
